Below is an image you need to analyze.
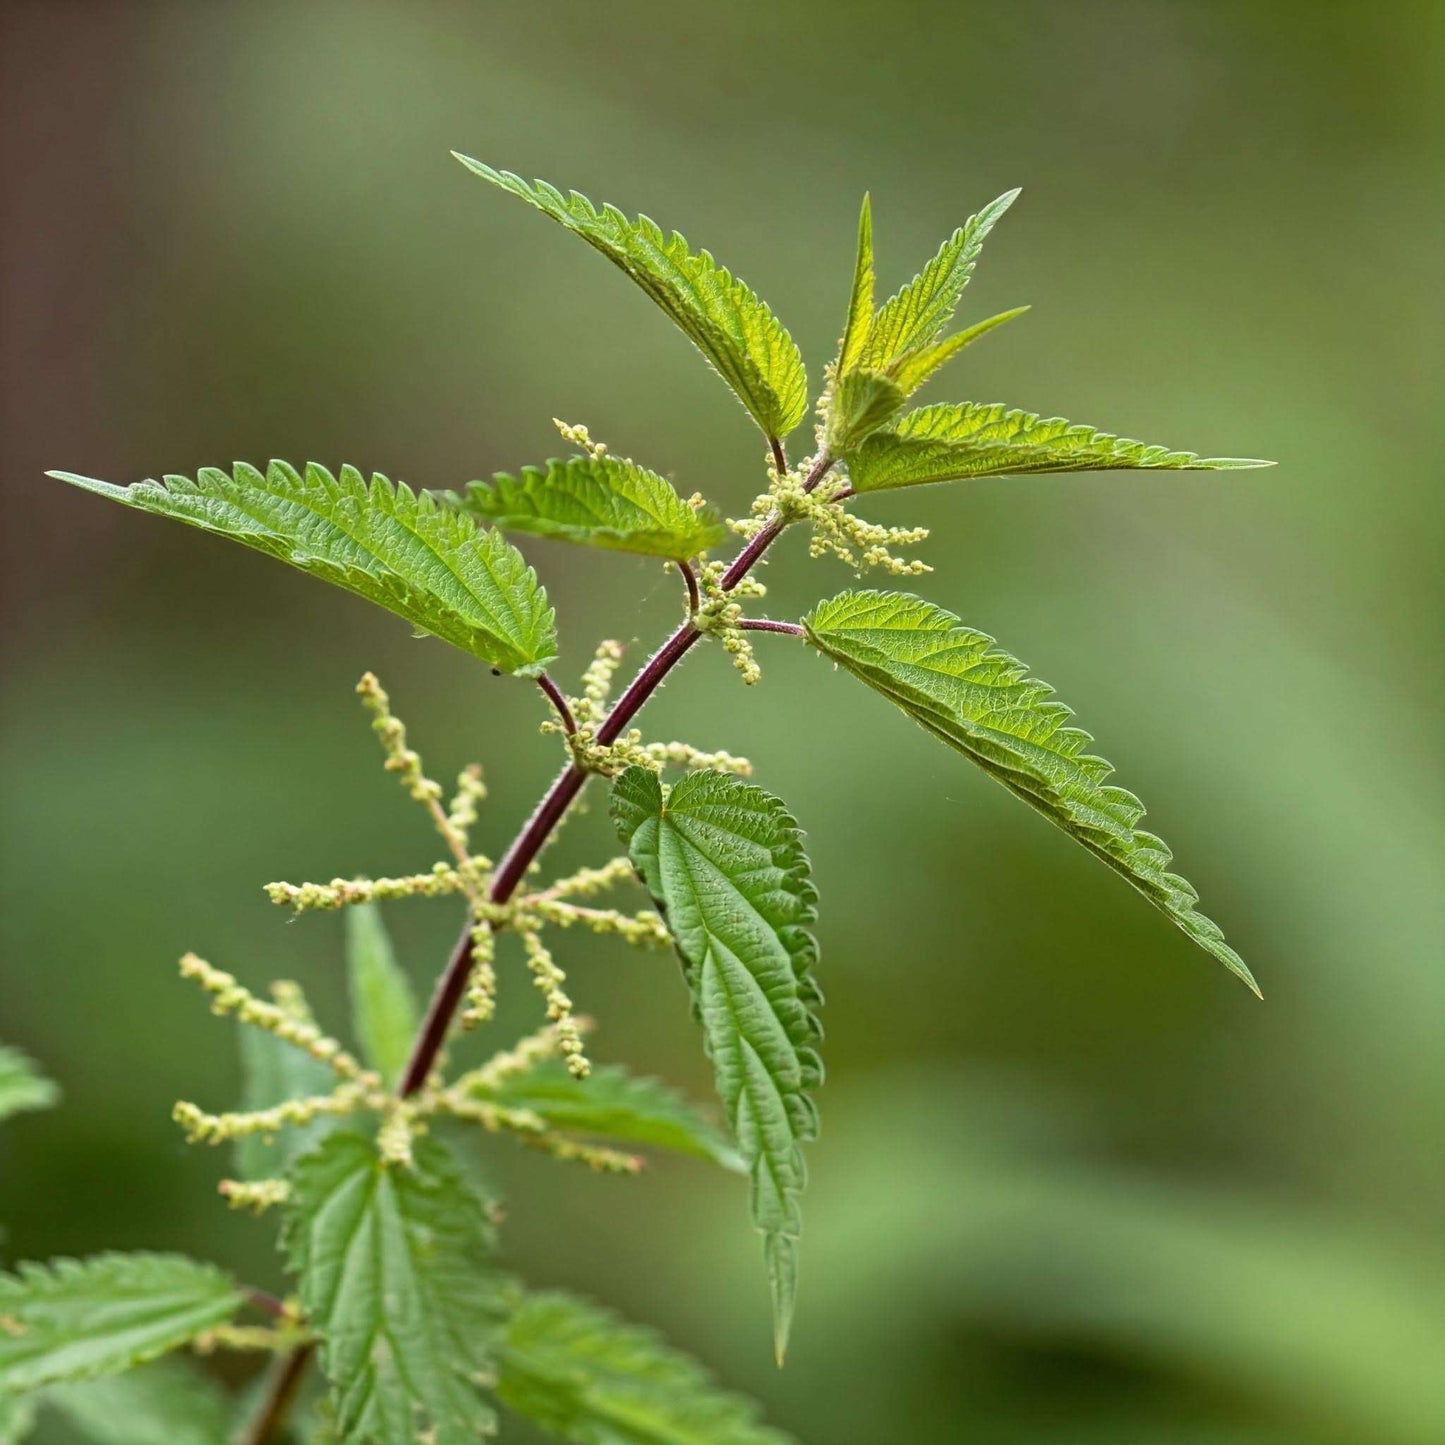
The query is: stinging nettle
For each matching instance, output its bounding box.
[4,153,1269,1444]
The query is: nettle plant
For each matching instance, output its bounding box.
[3,156,1266,1443]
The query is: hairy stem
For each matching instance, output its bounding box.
[677,557,701,614]
[737,618,805,636]
[398,452,834,1098]
[536,671,577,735]
[241,1342,315,1445]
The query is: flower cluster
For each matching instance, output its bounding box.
[171,674,687,1191]
[733,455,932,577]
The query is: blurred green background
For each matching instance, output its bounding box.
[2,2,1441,1441]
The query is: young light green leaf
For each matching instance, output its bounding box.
[611,767,822,1364]
[43,1357,232,1445]
[846,401,1273,492]
[836,193,874,376]
[47,464,558,676]
[345,904,418,1090]
[0,1045,59,1123]
[0,1255,241,1393]
[858,190,1019,370]
[457,455,727,561]
[454,158,808,441]
[824,369,906,455]
[497,1288,796,1445]
[464,1061,744,1173]
[235,982,339,1183]
[803,590,1258,994]
[282,1132,505,1445]
[883,305,1029,398]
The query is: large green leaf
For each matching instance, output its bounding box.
[803,590,1258,994]
[846,401,1271,492]
[0,1046,58,1123]
[458,456,727,560]
[611,768,822,1362]
[345,905,418,1090]
[455,158,808,441]
[43,1358,232,1445]
[857,190,1019,371]
[48,463,558,676]
[282,1133,504,1445]
[465,1061,744,1172]
[497,1288,796,1444]
[235,983,340,1183]
[0,1255,240,1393]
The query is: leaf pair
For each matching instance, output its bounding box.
[824,190,1269,483]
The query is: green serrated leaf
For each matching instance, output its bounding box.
[0,1046,59,1123]
[282,1132,505,1445]
[847,401,1272,492]
[611,768,822,1364]
[466,1061,744,1173]
[454,157,808,441]
[235,984,339,1183]
[47,463,558,676]
[804,590,1259,994]
[457,455,727,561]
[883,305,1029,398]
[497,1288,796,1444]
[0,1255,240,1393]
[43,1357,232,1445]
[824,369,906,455]
[836,193,874,376]
[345,905,418,1090]
[859,189,1019,370]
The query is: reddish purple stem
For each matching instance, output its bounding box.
[397,452,835,1097]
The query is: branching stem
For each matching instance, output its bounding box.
[241,1341,315,1445]
[398,452,835,1097]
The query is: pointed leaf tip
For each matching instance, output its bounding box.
[458,162,808,439]
[47,461,558,675]
[804,590,1257,994]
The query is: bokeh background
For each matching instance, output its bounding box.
[2,3,1441,1441]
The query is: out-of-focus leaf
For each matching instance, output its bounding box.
[0,1047,59,1123]
[345,904,418,1090]
[497,1288,796,1443]
[43,1357,232,1445]
[465,1061,744,1172]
